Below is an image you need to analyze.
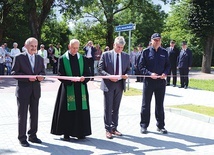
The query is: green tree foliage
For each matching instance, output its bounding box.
[72,21,107,52]
[41,17,71,53]
[24,0,54,42]
[188,0,214,73]
[60,0,133,49]
[162,0,203,66]
[0,0,30,47]
[114,0,167,48]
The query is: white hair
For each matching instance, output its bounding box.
[114,36,126,45]
[25,37,38,45]
[69,39,80,46]
[13,42,18,46]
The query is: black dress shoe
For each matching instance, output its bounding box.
[140,127,148,134]
[184,86,188,89]
[20,140,30,147]
[166,84,170,86]
[77,136,86,139]
[179,86,184,88]
[28,137,42,144]
[61,135,70,141]
[173,85,176,87]
[157,128,168,134]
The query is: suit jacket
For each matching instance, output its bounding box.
[98,50,130,92]
[83,46,96,60]
[177,48,192,69]
[166,46,180,68]
[11,52,46,99]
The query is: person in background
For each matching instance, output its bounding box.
[135,44,144,82]
[166,40,180,87]
[138,33,170,135]
[48,44,55,74]
[11,37,45,147]
[10,42,21,60]
[94,44,102,75]
[22,45,27,53]
[104,46,110,52]
[83,41,96,80]
[130,47,138,75]
[51,39,92,141]
[38,44,48,69]
[98,36,130,139]
[4,43,10,53]
[5,53,12,75]
[0,44,6,75]
[177,41,192,89]
[53,43,61,74]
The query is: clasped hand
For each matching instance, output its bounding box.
[29,75,45,81]
[150,73,166,79]
[110,74,128,82]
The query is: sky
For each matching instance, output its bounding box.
[152,0,171,13]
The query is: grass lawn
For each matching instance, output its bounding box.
[124,87,142,96]
[189,79,214,91]
[169,104,214,117]
[126,78,214,116]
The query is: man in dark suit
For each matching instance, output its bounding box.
[98,36,130,139]
[83,41,96,80]
[166,40,180,87]
[177,41,192,89]
[135,44,144,82]
[11,37,45,147]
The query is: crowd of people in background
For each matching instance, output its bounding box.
[0,38,193,89]
[0,41,110,76]
[1,37,193,91]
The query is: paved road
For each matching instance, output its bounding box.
[0,73,214,155]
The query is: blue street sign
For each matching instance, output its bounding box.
[115,24,135,32]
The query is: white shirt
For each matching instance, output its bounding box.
[0,47,6,63]
[10,48,21,58]
[22,46,27,52]
[86,46,92,58]
[38,49,48,59]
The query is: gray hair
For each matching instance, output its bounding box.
[25,37,38,45]
[69,39,80,46]
[114,36,126,45]
[13,42,18,46]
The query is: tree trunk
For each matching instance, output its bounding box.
[0,27,3,42]
[26,0,54,43]
[201,35,214,73]
[106,18,114,49]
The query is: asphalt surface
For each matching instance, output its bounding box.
[0,71,214,155]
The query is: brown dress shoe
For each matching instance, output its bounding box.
[112,130,122,136]
[106,131,113,139]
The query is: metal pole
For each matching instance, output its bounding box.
[127,30,131,90]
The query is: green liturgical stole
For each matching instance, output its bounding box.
[63,53,88,111]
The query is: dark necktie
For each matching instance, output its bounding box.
[115,54,119,75]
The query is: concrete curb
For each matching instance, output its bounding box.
[165,107,214,124]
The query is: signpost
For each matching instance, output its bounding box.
[115,23,135,90]
[115,23,136,33]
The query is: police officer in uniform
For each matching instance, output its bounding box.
[138,33,170,134]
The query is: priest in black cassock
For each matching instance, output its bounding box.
[51,39,91,141]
